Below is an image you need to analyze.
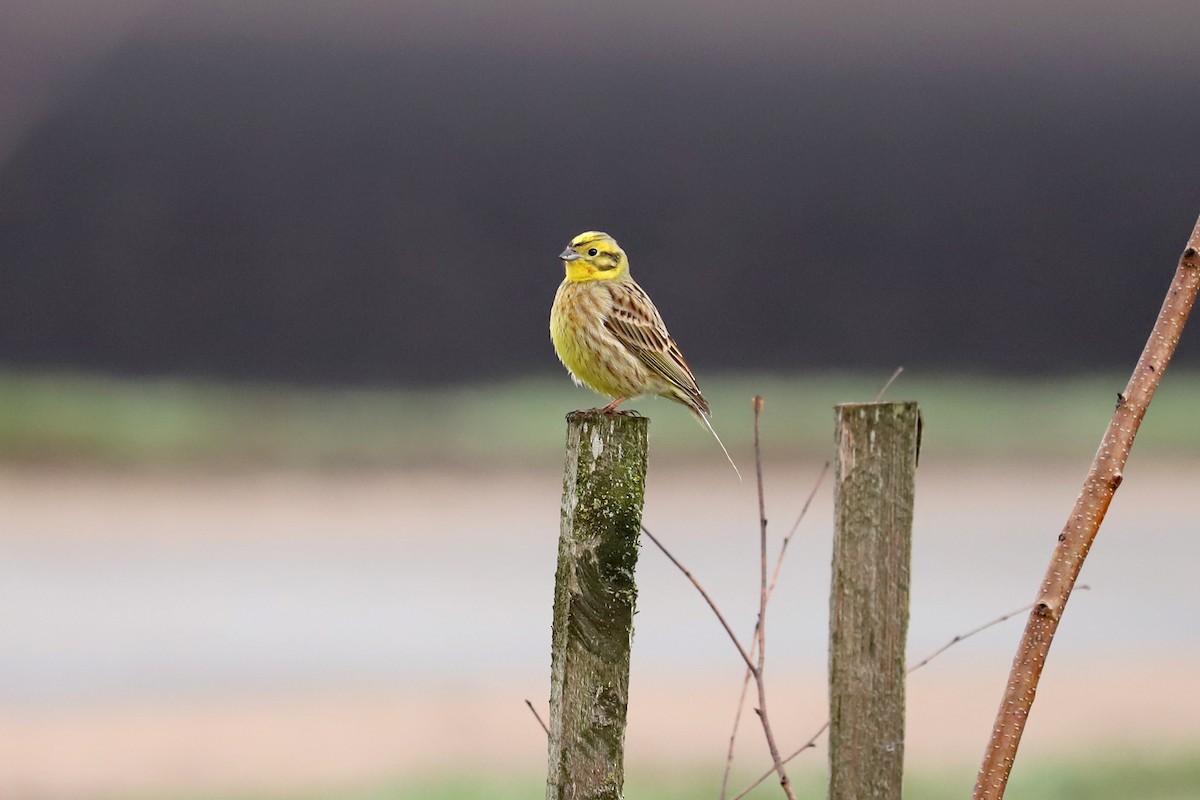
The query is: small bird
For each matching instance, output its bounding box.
[549,231,740,478]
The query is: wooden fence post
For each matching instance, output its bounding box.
[829,401,920,800]
[546,410,649,800]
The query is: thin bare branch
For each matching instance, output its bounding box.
[750,396,796,800]
[779,461,832,553]
[906,587,1089,674]
[731,722,828,800]
[525,698,550,736]
[721,461,830,799]
[754,397,768,668]
[642,524,756,673]
[720,673,755,800]
[873,366,904,402]
[908,605,1031,674]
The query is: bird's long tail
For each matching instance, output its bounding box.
[698,411,742,481]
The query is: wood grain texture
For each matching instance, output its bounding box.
[830,402,920,800]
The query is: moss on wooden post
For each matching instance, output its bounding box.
[546,410,649,800]
[829,401,920,800]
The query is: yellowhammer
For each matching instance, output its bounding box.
[550,231,740,477]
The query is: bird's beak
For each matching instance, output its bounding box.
[559,247,582,261]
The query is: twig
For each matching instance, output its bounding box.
[780,461,832,554]
[733,589,1083,799]
[750,396,796,800]
[907,604,1031,674]
[906,586,1089,674]
[720,462,830,799]
[732,722,828,800]
[525,699,550,736]
[721,674,754,800]
[642,525,755,672]
[974,214,1200,800]
[874,366,904,402]
[644,397,795,799]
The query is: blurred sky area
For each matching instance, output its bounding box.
[2,0,1200,383]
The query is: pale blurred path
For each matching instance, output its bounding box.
[0,460,1197,797]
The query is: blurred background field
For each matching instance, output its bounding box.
[351,749,1200,800]
[2,400,1199,799]
[5,368,1200,467]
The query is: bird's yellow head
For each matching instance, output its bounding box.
[558,231,629,282]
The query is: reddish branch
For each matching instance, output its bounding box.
[972,213,1200,800]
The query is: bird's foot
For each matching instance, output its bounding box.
[566,405,642,420]
[599,397,628,414]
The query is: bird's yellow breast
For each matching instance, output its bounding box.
[550,280,644,399]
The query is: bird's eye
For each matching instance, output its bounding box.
[587,248,598,256]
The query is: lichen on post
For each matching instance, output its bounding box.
[546,410,649,800]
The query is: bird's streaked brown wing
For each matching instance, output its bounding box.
[604,281,710,415]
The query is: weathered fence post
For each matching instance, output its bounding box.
[829,401,920,800]
[546,410,649,800]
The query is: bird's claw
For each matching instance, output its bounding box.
[565,407,643,420]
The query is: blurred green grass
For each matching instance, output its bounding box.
[1,368,1199,468]
[178,745,1200,799]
